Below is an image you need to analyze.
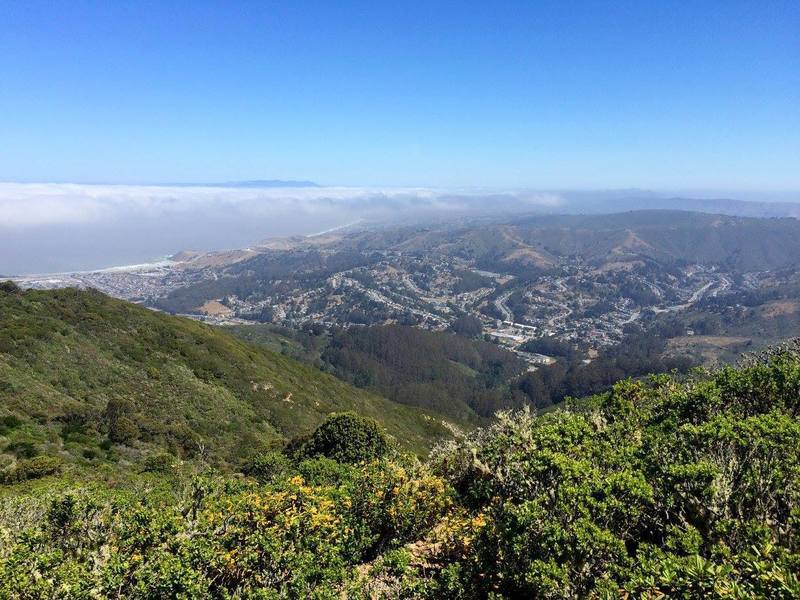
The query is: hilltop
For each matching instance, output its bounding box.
[0,285,456,478]
[372,210,800,272]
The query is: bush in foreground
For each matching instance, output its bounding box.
[1,345,799,598]
[301,412,390,464]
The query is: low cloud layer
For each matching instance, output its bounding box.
[0,183,562,274]
[0,182,562,229]
[2,182,797,275]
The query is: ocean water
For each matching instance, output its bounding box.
[0,212,349,276]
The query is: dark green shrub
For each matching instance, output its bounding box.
[82,447,100,460]
[7,455,63,482]
[283,433,312,459]
[104,397,140,445]
[297,456,357,486]
[244,451,291,483]
[0,414,22,433]
[108,415,139,445]
[0,280,21,295]
[141,452,176,474]
[46,494,79,534]
[6,440,39,459]
[301,412,390,464]
[56,407,94,435]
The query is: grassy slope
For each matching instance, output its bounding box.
[0,288,455,471]
[660,293,800,366]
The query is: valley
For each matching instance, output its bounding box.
[16,210,800,370]
[6,211,800,597]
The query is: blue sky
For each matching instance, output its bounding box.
[1,1,798,189]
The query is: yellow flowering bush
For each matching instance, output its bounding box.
[3,347,800,598]
[194,475,349,595]
[346,460,452,559]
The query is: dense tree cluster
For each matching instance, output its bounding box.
[451,270,492,294]
[520,335,576,358]
[321,325,526,419]
[448,315,483,338]
[513,329,697,410]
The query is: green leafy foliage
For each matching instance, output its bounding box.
[300,413,390,464]
[421,345,800,597]
[244,451,292,484]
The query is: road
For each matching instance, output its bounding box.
[494,291,514,322]
[620,310,641,325]
[652,278,721,314]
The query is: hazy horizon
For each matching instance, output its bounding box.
[3,181,800,275]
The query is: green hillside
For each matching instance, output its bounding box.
[0,285,455,477]
[1,338,798,597]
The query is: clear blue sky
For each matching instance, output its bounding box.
[1,1,797,189]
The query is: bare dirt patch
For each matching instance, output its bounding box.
[760,300,798,318]
[594,260,644,273]
[611,230,656,255]
[669,335,751,348]
[197,300,233,317]
[503,247,554,267]
[668,335,752,366]
[499,228,556,267]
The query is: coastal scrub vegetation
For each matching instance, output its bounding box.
[2,342,799,598]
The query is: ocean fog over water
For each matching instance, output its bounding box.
[0,183,564,275]
[1,182,798,276]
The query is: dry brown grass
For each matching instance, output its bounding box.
[197,299,233,317]
[760,300,798,318]
[669,335,751,348]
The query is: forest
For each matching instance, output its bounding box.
[321,324,526,420]
[514,326,697,410]
[233,322,700,417]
